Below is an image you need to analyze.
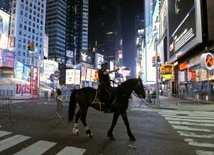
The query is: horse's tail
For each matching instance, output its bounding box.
[68,89,77,122]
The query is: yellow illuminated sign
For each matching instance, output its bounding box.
[159,64,174,80]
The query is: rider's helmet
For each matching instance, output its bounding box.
[101,61,108,67]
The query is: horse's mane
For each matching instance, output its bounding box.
[119,78,138,88]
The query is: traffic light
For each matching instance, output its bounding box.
[29,70,32,76]
[30,42,34,51]
[152,56,155,63]
[157,55,160,62]
[28,43,31,50]
[28,42,34,51]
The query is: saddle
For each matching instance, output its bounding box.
[92,88,111,103]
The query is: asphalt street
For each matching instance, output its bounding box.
[0,96,213,155]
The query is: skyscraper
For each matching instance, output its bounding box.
[9,0,46,66]
[0,0,10,12]
[89,0,122,63]
[66,0,89,65]
[45,0,67,63]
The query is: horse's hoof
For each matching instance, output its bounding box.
[129,137,136,141]
[72,128,79,135]
[86,130,93,138]
[107,136,115,140]
[87,134,93,138]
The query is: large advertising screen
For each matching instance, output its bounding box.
[168,0,202,61]
[0,10,9,49]
[0,49,15,68]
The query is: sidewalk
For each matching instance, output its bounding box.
[130,95,214,112]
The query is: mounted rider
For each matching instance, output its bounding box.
[96,61,119,112]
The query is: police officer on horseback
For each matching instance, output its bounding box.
[97,61,119,112]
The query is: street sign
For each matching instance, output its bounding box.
[54,70,60,78]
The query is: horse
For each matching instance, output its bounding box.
[68,77,146,141]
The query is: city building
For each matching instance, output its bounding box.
[88,0,122,64]
[0,4,13,96]
[135,13,145,78]
[45,0,66,63]
[0,0,10,13]
[144,0,214,102]
[5,0,47,97]
[63,0,91,88]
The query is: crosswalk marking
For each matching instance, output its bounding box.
[168,120,214,127]
[0,131,12,137]
[0,130,86,155]
[172,125,214,133]
[14,140,56,155]
[184,138,214,148]
[0,135,30,152]
[162,114,214,120]
[159,110,214,155]
[196,150,214,155]
[56,146,86,155]
[177,131,214,138]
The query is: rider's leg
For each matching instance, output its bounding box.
[104,86,113,113]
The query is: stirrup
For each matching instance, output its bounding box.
[94,98,101,103]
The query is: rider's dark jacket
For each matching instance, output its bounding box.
[98,68,111,86]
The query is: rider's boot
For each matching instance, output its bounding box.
[104,102,111,113]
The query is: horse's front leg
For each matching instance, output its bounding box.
[80,110,93,138]
[72,110,81,135]
[107,112,120,140]
[121,111,136,141]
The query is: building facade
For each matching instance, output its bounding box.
[145,0,214,101]
[46,0,66,63]
[5,0,47,97]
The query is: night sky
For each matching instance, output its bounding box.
[89,0,144,78]
[121,1,144,78]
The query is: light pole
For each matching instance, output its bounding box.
[155,38,160,106]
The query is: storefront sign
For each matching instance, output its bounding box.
[179,61,188,71]
[0,68,14,74]
[200,53,214,70]
[159,64,174,80]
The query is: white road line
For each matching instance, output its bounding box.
[185,138,214,148]
[196,150,214,155]
[162,114,214,120]
[0,135,30,152]
[0,131,12,137]
[172,125,214,133]
[164,117,214,123]
[160,111,214,117]
[177,131,214,139]
[14,140,56,155]
[56,146,86,155]
[168,120,214,127]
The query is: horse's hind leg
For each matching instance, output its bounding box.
[121,111,136,141]
[72,110,81,135]
[80,111,93,138]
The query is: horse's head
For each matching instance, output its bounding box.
[133,77,146,99]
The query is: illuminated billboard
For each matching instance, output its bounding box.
[0,10,9,49]
[0,49,15,68]
[65,69,80,85]
[94,53,104,69]
[168,0,202,61]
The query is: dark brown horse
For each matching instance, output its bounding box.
[68,77,146,141]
